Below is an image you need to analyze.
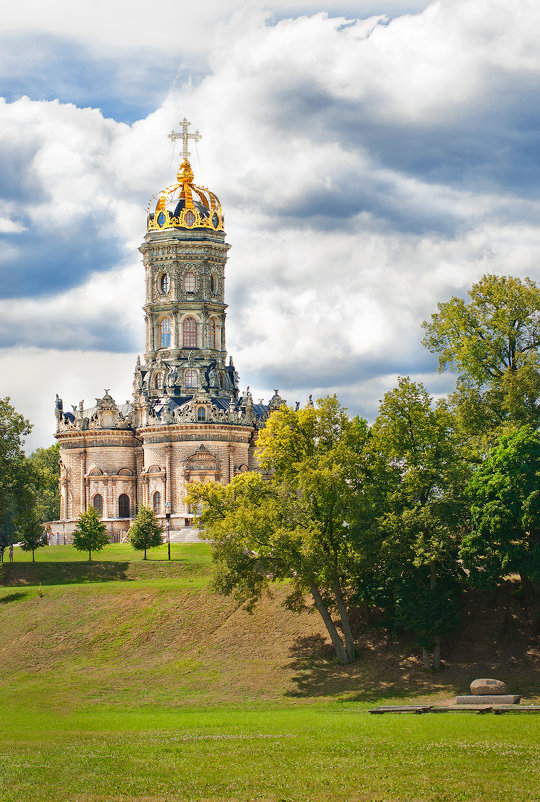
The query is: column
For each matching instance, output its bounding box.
[165,445,172,512]
[80,449,87,513]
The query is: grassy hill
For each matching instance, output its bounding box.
[1,544,539,801]
[1,543,539,709]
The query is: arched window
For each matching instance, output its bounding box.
[160,317,171,348]
[197,407,206,421]
[118,494,130,518]
[152,491,161,514]
[210,273,216,294]
[208,318,216,350]
[92,494,103,517]
[183,316,197,348]
[160,273,170,294]
[155,372,163,389]
[184,272,196,292]
[185,369,199,388]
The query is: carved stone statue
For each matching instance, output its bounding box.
[207,363,218,389]
[167,365,178,387]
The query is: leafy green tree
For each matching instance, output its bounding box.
[27,443,60,522]
[367,378,468,669]
[187,396,370,665]
[461,425,540,627]
[0,397,32,543]
[129,506,163,559]
[17,510,46,561]
[422,274,540,440]
[72,506,109,561]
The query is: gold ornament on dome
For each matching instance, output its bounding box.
[147,118,224,233]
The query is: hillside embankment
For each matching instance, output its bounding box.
[0,545,539,710]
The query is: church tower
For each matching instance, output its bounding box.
[135,119,238,403]
[53,120,282,541]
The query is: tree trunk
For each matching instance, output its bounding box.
[331,579,355,663]
[309,580,351,664]
[433,637,441,670]
[422,648,430,670]
[522,573,540,634]
[89,549,92,562]
[32,549,35,562]
[144,547,147,560]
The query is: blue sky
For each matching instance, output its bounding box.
[2,0,540,450]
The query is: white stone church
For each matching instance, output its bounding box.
[53,120,288,541]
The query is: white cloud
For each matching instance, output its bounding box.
[3,0,540,448]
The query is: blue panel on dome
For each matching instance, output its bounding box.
[174,200,186,217]
[212,212,219,228]
[157,211,166,227]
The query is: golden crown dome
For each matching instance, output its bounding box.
[147,119,224,234]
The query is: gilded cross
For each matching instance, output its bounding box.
[168,118,202,160]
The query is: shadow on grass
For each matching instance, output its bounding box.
[0,591,29,603]
[286,585,540,702]
[285,633,431,702]
[1,562,131,587]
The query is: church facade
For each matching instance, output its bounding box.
[53,121,285,540]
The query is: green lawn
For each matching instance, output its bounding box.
[0,545,539,801]
[1,704,539,801]
[10,540,211,564]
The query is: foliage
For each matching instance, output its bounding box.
[17,509,46,561]
[27,443,60,522]
[72,506,109,561]
[462,425,540,621]
[0,397,32,544]
[422,274,540,440]
[129,506,164,559]
[187,396,370,664]
[366,377,467,666]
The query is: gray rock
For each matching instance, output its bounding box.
[470,678,507,695]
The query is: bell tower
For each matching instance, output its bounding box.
[136,119,238,401]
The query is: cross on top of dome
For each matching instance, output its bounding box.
[168,118,202,161]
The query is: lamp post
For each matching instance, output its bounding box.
[166,504,171,561]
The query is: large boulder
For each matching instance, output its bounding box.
[470,678,507,695]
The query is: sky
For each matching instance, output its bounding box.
[2,0,540,451]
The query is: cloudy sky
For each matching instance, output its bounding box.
[2,0,540,451]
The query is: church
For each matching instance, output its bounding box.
[53,120,286,541]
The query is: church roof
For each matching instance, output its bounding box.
[147,120,224,234]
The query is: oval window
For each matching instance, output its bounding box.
[212,212,219,228]
[160,273,170,293]
[157,211,166,227]
[184,210,196,227]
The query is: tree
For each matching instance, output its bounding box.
[18,510,46,561]
[129,506,163,559]
[422,274,540,439]
[187,396,370,665]
[72,506,109,561]
[461,425,540,628]
[367,378,468,669]
[27,443,60,522]
[0,397,32,543]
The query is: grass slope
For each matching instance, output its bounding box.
[0,544,539,801]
